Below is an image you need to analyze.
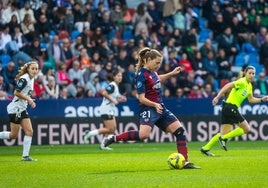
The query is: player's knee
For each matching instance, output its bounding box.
[9,133,18,139]
[173,127,185,137]
[243,126,250,133]
[139,132,150,140]
[24,130,33,137]
[108,127,116,133]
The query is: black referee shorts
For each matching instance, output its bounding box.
[221,102,245,124]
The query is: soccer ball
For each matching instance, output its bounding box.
[167,153,185,170]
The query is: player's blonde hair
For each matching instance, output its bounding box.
[135,47,162,73]
[15,61,39,81]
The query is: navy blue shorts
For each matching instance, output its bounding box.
[139,105,178,131]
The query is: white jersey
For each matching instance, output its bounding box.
[7,73,34,114]
[100,81,121,116]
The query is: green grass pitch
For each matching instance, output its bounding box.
[0,141,267,188]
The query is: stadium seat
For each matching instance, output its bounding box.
[71,30,81,41]
[248,53,259,66]
[199,29,211,42]
[0,53,11,68]
[234,52,248,67]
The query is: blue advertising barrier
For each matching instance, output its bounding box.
[0,98,268,118]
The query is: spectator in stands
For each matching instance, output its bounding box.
[68,60,85,88]
[100,10,117,40]
[72,2,90,33]
[134,28,150,47]
[255,26,267,49]
[199,39,216,59]
[110,2,125,33]
[216,48,232,80]
[210,13,226,40]
[99,61,113,83]
[61,38,75,70]
[156,22,169,46]
[147,0,161,32]
[1,2,20,25]
[170,28,183,51]
[132,2,153,36]
[85,72,102,97]
[20,13,36,42]
[55,64,72,87]
[163,37,176,63]
[185,4,199,31]
[44,76,59,99]
[19,1,36,25]
[178,52,193,73]
[0,75,8,93]
[33,74,46,99]
[115,48,129,71]
[202,50,219,78]
[80,27,92,50]
[12,25,27,50]
[187,85,202,98]
[259,33,268,75]
[42,67,54,86]
[237,17,255,46]
[121,63,135,97]
[178,71,195,96]
[254,72,268,96]
[175,87,186,99]
[8,15,20,36]
[66,78,78,98]
[24,38,43,61]
[0,24,12,52]
[78,47,92,70]
[70,35,83,57]
[5,40,33,67]
[47,35,66,68]
[109,38,120,57]
[1,61,17,93]
[34,2,50,24]
[0,89,8,100]
[59,86,68,99]
[173,9,186,33]
[201,83,216,98]
[181,27,198,48]
[251,15,263,34]
[35,14,50,42]
[217,26,239,64]
[192,51,208,77]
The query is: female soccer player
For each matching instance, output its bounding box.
[83,69,127,150]
[201,66,268,156]
[104,47,200,169]
[0,61,39,161]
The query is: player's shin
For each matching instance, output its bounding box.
[173,127,188,161]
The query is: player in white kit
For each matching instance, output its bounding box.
[0,61,39,161]
[84,69,127,150]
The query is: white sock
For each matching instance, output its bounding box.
[22,135,32,157]
[88,130,99,137]
[0,131,10,139]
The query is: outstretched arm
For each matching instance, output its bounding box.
[159,66,184,83]
[212,82,234,105]
[248,94,268,104]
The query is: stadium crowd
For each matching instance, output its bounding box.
[0,0,268,101]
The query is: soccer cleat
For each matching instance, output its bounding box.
[200,147,215,157]
[103,135,115,147]
[99,143,113,151]
[83,130,90,143]
[218,136,228,151]
[183,162,201,169]
[21,156,37,161]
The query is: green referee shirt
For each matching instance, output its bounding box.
[226,77,253,107]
